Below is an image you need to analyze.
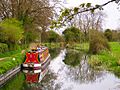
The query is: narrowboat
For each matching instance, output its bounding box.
[22,46,51,70]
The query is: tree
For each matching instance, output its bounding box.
[0,0,55,44]
[112,30,119,41]
[46,30,63,43]
[0,0,54,32]
[0,18,24,49]
[104,29,112,41]
[63,27,83,43]
[67,11,106,42]
[51,0,119,28]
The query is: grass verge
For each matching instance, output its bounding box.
[88,42,120,77]
[0,52,26,74]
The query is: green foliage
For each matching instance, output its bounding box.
[104,29,112,41]
[104,29,120,42]
[0,50,21,58]
[49,48,61,59]
[0,43,8,53]
[86,3,91,8]
[88,42,120,77]
[0,52,25,74]
[80,3,85,7]
[74,7,79,13]
[0,72,25,90]
[46,30,64,43]
[89,30,110,54]
[0,18,24,46]
[111,31,119,41]
[63,50,82,67]
[24,29,39,44]
[66,43,89,53]
[43,43,61,49]
[63,27,83,43]
[64,8,70,16]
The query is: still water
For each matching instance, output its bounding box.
[1,49,120,90]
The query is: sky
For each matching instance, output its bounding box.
[61,0,120,30]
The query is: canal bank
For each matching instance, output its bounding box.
[1,49,120,90]
[0,66,20,87]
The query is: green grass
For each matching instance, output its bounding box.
[67,43,89,53]
[0,50,21,58]
[0,51,26,74]
[43,43,61,49]
[88,42,120,77]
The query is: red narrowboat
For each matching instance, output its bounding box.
[22,46,51,70]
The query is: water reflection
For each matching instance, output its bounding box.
[47,49,120,90]
[49,48,61,59]
[63,50,83,67]
[22,68,48,90]
[23,68,48,84]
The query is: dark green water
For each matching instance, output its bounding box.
[1,49,120,90]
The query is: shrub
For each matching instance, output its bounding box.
[0,43,8,53]
[89,30,110,54]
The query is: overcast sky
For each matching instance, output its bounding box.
[61,0,120,30]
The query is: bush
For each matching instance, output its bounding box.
[0,43,8,53]
[0,18,24,50]
[63,27,83,43]
[89,30,110,54]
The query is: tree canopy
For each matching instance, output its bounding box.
[0,0,53,31]
[46,30,64,43]
[63,27,83,43]
[0,18,24,44]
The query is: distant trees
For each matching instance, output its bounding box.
[45,30,64,43]
[63,27,83,43]
[104,29,120,42]
[70,11,105,35]
[104,29,112,41]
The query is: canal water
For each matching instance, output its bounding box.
[1,49,120,90]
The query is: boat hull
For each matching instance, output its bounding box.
[22,55,51,70]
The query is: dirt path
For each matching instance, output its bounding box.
[0,58,5,61]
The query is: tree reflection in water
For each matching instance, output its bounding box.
[42,49,118,90]
[63,49,106,84]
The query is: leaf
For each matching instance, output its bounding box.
[86,3,91,8]
[74,7,79,13]
[50,25,54,29]
[91,9,95,13]
[64,9,70,16]
[58,16,63,21]
[80,3,85,7]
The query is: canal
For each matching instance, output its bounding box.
[0,49,120,90]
